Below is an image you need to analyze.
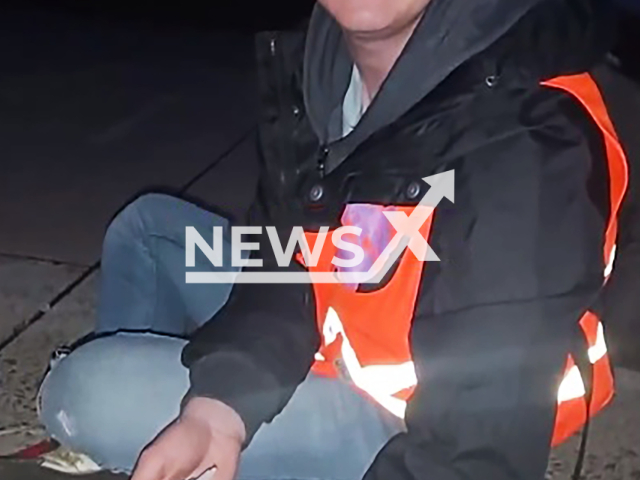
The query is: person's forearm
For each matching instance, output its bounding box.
[182,277,318,445]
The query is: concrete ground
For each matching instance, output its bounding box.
[0,6,639,480]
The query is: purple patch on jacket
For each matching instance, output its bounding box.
[335,204,398,289]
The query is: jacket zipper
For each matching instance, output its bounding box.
[269,33,305,193]
[269,34,290,191]
[269,34,329,183]
[317,146,329,178]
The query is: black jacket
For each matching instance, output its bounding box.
[183,0,618,479]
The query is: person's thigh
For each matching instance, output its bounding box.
[38,334,403,479]
[238,375,404,480]
[97,193,239,335]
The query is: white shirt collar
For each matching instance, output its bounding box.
[341,66,366,138]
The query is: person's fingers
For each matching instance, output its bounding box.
[189,466,217,480]
[208,459,238,480]
[130,448,167,480]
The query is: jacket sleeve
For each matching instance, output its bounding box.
[180,146,320,445]
[364,91,609,480]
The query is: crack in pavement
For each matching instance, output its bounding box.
[0,125,256,355]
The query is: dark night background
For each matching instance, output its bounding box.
[1,0,639,77]
[1,0,316,30]
[0,0,638,40]
[0,0,640,80]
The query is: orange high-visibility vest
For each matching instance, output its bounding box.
[301,73,628,447]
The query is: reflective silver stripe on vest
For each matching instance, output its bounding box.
[320,305,609,417]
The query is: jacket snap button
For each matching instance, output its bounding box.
[309,184,324,202]
[485,75,498,88]
[406,181,422,200]
[292,105,301,117]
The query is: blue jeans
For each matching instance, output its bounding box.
[38,194,404,479]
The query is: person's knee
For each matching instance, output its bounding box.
[39,334,189,464]
[38,336,125,448]
[104,193,173,247]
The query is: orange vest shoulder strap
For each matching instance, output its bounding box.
[542,73,629,260]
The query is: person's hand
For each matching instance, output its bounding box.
[131,397,246,480]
